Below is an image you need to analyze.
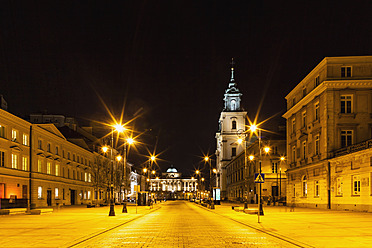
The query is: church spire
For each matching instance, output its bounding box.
[223,58,242,112]
[230,58,235,82]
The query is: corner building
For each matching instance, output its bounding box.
[283,56,372,211]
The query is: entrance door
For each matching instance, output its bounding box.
[47,190,52,206]
[22,185,27,199]
[70,190,76,205]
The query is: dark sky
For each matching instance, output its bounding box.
[1,1,372,175]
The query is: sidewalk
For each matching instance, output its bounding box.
[0,203,161,248]
[208,202,372,248]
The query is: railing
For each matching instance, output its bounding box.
[333,139,372,158]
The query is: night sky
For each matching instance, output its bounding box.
[1,1,372,175]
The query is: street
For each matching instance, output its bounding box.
[72,201,296,248]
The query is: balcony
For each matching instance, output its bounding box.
[333,139,372,158]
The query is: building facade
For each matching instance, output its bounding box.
[226,133,287,204]
[150,167,197,200]
[215,61,247,199]
[283,56,372,211]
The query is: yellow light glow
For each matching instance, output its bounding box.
[204,156,209,162]
[143,168,147,173]
[147,178,150,182]
[116,155,122,161]
[196,170,200,174]
[237,138,243,144]
[191,177,194,180]
[264,146,270,153]
[114,124,125,133]
[213,168,217,173]
[249,155,254,161]
[201,178,205,181]
[127,138,134,145]
[152,170,156,174]
[156,177,159,180]
[280,156,285,161]
[250,125,257,132]
[151,156,156,161]
[102,146,109,153]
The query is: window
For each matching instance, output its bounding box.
[341,95,352,113]
[55,164,59,176]
[55,188,59,199]
[341,66,351,77]
[272,162,278,173]
[302,176,307,196]
[314,102,319,120]
[47,162,51,174]
[0,151,4,167]
[352,175,361,196]
[38,160,42,172]
[302,111,307,127]
[22,134,29,146]
[302,141,307,160]
[11,154,18,169]
[88,191,91,200]
[84,172,88,182]
[38,140,42,149]
[0,125,5,138]
[315,76,320,87]
[22,157,28,171]
[292,118,296,133]
[56,146,59,155]
[73,154,76,161]
[47,143,51,152]
[231,99,236,110]
[314,180,319,197]
[231,147,236,157]
[38,186,42,199]
[292,146,296,162]
[292,98,296,107]
[302,87,307,97]
[315,135,320,155]
[88,173,91,182]
[341,130,353,148]
[11,129,18,142]
[68,152,70,160]
[293,184,296,197]
[232,120,237,130]
[336,177,343,196]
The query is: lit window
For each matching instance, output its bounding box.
[341,95,352,113]
[230,99,236,111]
[88,173,91,182]
[55,164,59,176]
[38,186,42,199]
[341,66,351,77]
[352,175,361,195]
[0,125,5,138]
[88,191,91,200]
[302,176,307,196]
[55,188,59,199]
[11,153,18,169]
[314,180,319,197]
[22,157,28,171]
[314,102,319,120]
[336,177,343,196]
[38,160,42,172]
[85,172,88,182]
[47,162,51,174]
[341,130,353,148]
[11,129,18,142]
[272,162,278,173]
[22,134,29,146]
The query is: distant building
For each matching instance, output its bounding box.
[215,60,247,199]
[150,166,198,200]
[283,56,372,212]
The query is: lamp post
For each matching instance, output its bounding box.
[237,134,248,209]
[204,156,214,209]
[122,137,134,213]
[195,170,200,200]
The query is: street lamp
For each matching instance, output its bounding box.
[122,137,134,213]
[237,132,249,209]
[204,156,214,209]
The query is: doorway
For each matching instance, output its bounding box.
[47,190,52,206]
[70,190,76,205]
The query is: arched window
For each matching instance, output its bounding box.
[302,175,307,196]
[231,99,236,110]
[232,120,237,130]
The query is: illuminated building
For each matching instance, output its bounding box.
[149,166,197,200]
[283,56,372,211]
[215,59,247,199]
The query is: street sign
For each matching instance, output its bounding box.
[254,173,265,183]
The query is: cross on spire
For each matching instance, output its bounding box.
[230,58,235,82]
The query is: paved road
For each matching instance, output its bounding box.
[73,201,298,248]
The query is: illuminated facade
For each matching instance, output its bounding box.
[215,60,247,199]
[226,133,287,203]
[150,167,197,200]
[283,56,372,211]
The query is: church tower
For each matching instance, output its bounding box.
[215,59,247,199]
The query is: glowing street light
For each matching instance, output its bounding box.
[102,146,109,153]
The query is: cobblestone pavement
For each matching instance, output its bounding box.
[75,201,298,248]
